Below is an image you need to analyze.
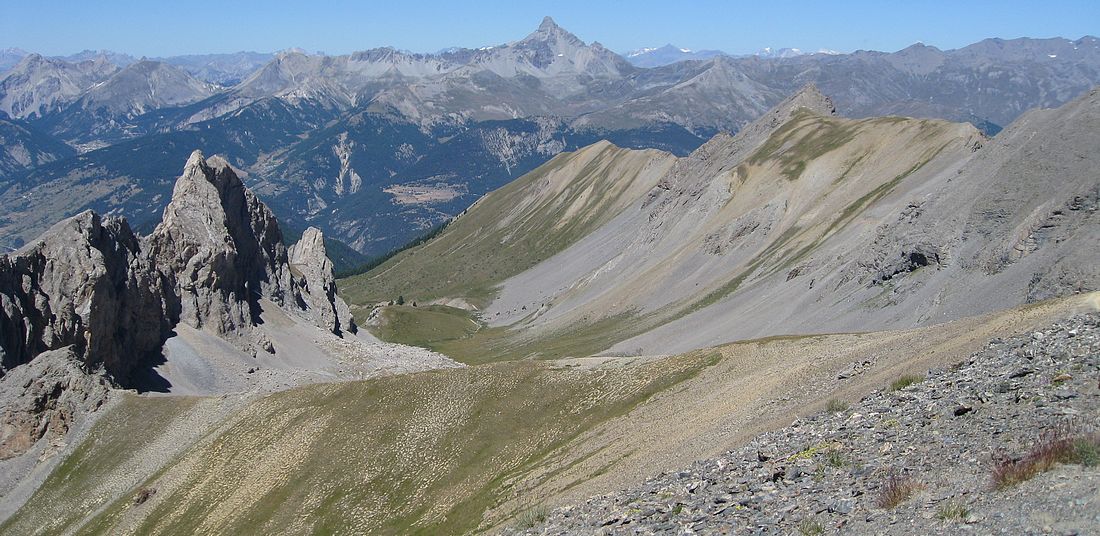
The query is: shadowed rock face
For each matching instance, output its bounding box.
[0,149,356,457]
[0,211,172,380]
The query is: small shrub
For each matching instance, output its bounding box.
[798,518,825,535]
[992,423,1100,489]
[825,450,846,468]
[876,471,924,509]
[133,486,156,506]
[1075,437,1100,467]
[789,441,838,461]
[825,398,849,413]
[935,499,969,521]
[513,505,549,529]
[890,374,924,391]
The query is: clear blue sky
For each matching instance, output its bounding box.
[2,0,1096,57]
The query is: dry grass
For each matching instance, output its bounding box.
[992,422,1100,489]
[876,471,925,509]
[825,398,849,413]
[935,499,969,521]
[513,504,549,529]
[889,374,924,391]
[797,518,825,535]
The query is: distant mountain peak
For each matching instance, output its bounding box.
[784,82,836,115]
[539,16,559,31]
[521,16,584,46]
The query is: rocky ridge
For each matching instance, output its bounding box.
[517,313,1100,535]
[0,149,357,459]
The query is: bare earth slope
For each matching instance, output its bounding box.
[340,141,677,309]
[609,85,1100,354]
[348,85,1099,361]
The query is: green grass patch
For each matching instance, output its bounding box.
[936,500,970,521]
[68,353,718,535]
[746,110,861,181]
[890,374,924,391]
[339,144,670,309]
[798,518,825,535]
[368,304,481,348]
[431,311,650,365]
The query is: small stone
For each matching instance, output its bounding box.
[829,499,855,515]
[953,405,974,416]
[1009,367,1034,378]
[1053,389,1077,400]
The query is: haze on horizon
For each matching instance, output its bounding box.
[2,0,1097,58]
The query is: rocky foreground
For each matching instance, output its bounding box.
[518,314,1100,535]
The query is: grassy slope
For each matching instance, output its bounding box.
[338,141,674,310]
[6,294,1092,535]
[346,112,972,363]
[20,354,714,536]
[0,396,200,535]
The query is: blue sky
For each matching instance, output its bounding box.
[2,0,1097,57]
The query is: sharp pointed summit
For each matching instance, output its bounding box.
[539,15,559,31]
[520,15,584,46]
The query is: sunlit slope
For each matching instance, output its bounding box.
[346,95,979,360]
[3,354,712,536]
[486,110,980,335]
[339,140,675,309]
[344,86,1098,361]
[5,293,1093,535]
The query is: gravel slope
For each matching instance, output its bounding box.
[517,312,1100,535]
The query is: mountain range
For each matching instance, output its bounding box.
[0,79,1095,533]
[1,19,1098,260]
[346,83,1099,361]
[623,43,840,67]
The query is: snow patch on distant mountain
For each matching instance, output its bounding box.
[622,44,725,67]
[754,47,840,58]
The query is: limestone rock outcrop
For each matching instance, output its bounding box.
[0,348,110,460]
[0,149,358,457]
[289,227,356,336]
[145,151,294,342]
[0,211,172,381]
